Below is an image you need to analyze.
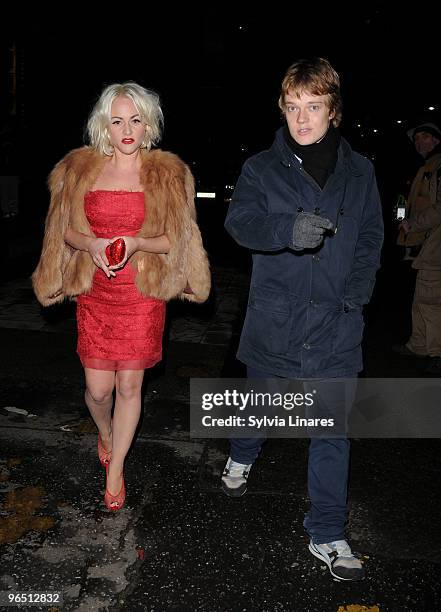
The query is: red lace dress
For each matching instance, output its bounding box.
[76,190,166,371]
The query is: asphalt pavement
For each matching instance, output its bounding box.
[0,260,440,611]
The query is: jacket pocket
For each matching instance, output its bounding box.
[243,286,295,355]
[332,306,364,355]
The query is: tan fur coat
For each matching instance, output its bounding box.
[32,147,211,306]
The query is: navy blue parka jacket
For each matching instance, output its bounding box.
[225,128,383,378]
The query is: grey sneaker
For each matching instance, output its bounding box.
[221,457,252,497]
[308,539,365,581]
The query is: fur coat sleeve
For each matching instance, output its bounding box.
[124,150,211,303]
[31,156,76,306]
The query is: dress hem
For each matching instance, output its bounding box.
[78,354,162,371]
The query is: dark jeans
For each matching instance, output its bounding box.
[229,366,357,545]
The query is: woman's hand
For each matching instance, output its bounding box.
[87,237,116,278]
[108,236,139,270]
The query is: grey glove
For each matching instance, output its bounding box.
[292,212,334,250]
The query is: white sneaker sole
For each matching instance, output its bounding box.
[308,542,365,582]
[221,478,247,497]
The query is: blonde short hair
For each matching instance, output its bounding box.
[87,82,164,156]
[278,58,342,128]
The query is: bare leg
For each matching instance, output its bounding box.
[106,369,144,502]
[84,368,115,452]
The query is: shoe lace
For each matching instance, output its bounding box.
[332,540,353,558]
[227,461,251,477]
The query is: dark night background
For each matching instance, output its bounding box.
[1,9,441,609]
[0,6,440,268]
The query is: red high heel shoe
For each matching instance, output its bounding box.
[98,432,112,467]
[104,464,126,512]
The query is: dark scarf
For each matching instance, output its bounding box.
[283,123,341,188]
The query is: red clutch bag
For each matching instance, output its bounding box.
[105,238,126,266]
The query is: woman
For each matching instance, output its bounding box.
[32,82,210,511]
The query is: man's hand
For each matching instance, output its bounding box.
[292,212,334,250]
[399,219,411,234]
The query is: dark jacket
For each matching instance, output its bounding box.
[410,156,441,270]
[225,128,383,378]
[397,151,441,247]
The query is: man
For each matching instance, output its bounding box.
[396,124,441,260]
[222,58,383,581]
[394,123,441,372]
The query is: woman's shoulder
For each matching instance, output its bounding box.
[54,146,103,171]
[49,147,103,180]
[48,147,105,193]
[140,148,190,179]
